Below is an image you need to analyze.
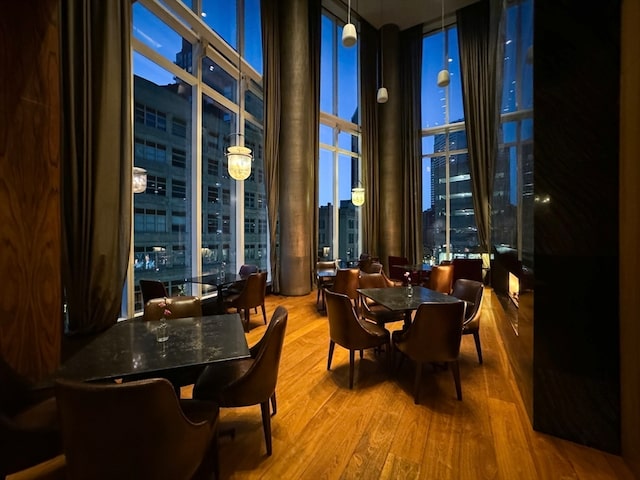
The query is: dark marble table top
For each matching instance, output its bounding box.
[53,314,250,383]
[187,273,245,289]
[316,268,337,279]
[357,286,461,312]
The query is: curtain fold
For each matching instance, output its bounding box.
[360,20,380,257]
[261,0,281,292]
[60,0,132,335]
[308,0,321,287]
[457,0,501,253]
[399,25,423,264]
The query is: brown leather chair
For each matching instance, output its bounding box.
[325,289,390,389]
[330,268,360,310]
[55,377,219,480]
[224,271,267,332]
[224,264,259,297]
[193,306,288,456]
[143,295,202,322]
[392,301,465,403]
[139,279,169,304]
[452,258,484,283]
[451,278,485,364]
[358,271,405,327]
[428,264,455,294]
[0,357,62,480]
[316,260,337,310]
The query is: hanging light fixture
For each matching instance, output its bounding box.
[437,0,450,87]
[342,0,357,47]
[132,167,147,193]
[376,0,388,103]
[351,182,365,206]
[226,49,252,181]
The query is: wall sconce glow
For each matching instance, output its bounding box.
[226,145,253,181]
[132,167,147,193]
[351,186,365,206]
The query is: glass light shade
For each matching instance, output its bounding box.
[376,87,388,103]
[342,23,357,47]
[351,186,365,206]
[132,167,147,194]
[437,69,450,87]
[226,145,253,181]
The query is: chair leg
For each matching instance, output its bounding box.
[451,360,462,400]
[473,332,483,364]
[260,400,273,456]
[270,392,277,416]
[349,349,355,389]
[261,303,267,324]
[413,362,423,404]
[327,340,335,370]
[359,349,363,359]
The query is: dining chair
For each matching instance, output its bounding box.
[55,377,220,480]
[387,255,410,281]
[358,271,405,328]
[223,271,268,332]
[330,268,361,310]
[193,306,288,456]
[451,278,485,364]
[0,356,62,480]
[224,264,259,297]
[427,264,455,294]
[316,260,337,310]
[324,289,391,389]
[392,301,466,403]
[143,295,202,322]
[139,279,168,305]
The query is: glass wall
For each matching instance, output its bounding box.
[130,0,265,314]
[318,8,362,267]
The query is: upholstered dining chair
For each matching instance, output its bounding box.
[224,264,259,297]
[330,268,361,310]
[428,264,455,294]
[193,306,288,456]
[316,260,337,310]
[451,278,485,364]
[55,377,220,480]
[0,356,62,480]
[324,289,390,389]
[143,295,202,322]
[223,271,268,332]
[139,279,168,305]
[392,301,465,403]
[358,271,405,328]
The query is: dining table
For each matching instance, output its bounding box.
[187,272,248,313]
[357,285,462,329]
[46,313,250,386]
[316,267,338,311]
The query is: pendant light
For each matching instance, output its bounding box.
[342,0,357,47]
[437,0,450,88]
[376,0,388,103]
[226,49,252,181]
[351,182,365,206]
[132,167,147,193]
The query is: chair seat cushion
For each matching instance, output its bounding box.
[358,319,390,340]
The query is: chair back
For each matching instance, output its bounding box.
[451,278,484,330]
[143,296,202,322]
[316,260,337,271]
[215,306,288,406]
[238,264,259,276]
[396,301,465,363]
[55,377,217,480]
[325,290,379,349]
[452,258,483,283]
[139,279,168,304]
[429,264,455,294]
[331,268,360,302]
[388,255,409,281]
[231,271,267,309]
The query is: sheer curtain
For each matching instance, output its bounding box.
[399,25,423,264]
[457,0,502,253]
[60,0,132,335]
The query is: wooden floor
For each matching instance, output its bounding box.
[193,287,635,480]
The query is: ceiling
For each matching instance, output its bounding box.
[346,0,480,31]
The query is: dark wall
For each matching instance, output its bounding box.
[533,0,620,452]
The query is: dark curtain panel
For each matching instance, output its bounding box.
[399,25,423,264]
[261,0,281,292]
[60,0,132,335]
[308,0,321,285]
[360,20,380,257]
[457,0,500,253]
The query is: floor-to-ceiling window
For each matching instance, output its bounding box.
[129,0,265,315]
[318,7,362,267]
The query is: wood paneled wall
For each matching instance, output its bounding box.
[0,1,62,380]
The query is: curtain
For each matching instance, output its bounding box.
[308,0,321,288]
[60,0,132,335]
[457,0,502,253]
[399,25,423,264]
[360,20,380,257]
[261,0,281,292]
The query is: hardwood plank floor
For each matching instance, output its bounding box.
[193,287,635,480]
